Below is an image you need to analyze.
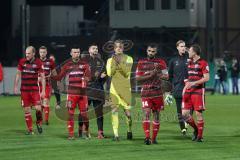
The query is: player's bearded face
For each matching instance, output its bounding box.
[114,43,124,55]
[89,46,98,57]
[71,48,80,60]
[147,47,157,59]
[39,49,47,59]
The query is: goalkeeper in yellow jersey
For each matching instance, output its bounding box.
[106,40,133,141]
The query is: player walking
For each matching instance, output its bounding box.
[136,43,169,145]
[14,46,46,135]
[51,46,91,139]
[182,44,210,142]
[38,46,56,125]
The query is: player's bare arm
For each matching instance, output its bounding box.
[136,70,157,84]
[51,65,67,81]
[185,73,209,89]
[14,70,21,94]
[40,72,46,98]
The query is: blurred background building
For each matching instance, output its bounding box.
[0,0,239,66]
[0,0,240,94]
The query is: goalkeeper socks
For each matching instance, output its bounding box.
[25,112,33,132]
[186,116,198,130]
[197,120,204,138]
[152,121,160,141]
[126,116,132,132]
[68,115,74,137]
[43,106,50,122]
[36,110,43,125]
[112,111,119,137]
[142,120,150,138]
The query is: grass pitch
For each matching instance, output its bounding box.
[0,94,239,160]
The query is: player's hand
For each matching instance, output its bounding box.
[55,104,61,110]
[185,82,196,89]
[113,55,122,64]
[145,70,157,77]
[100,72,107,78]
[150,69,158,77]
[95,71,100,78]
[40,91,45,99]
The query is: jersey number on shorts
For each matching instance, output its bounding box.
[142,101,149,107]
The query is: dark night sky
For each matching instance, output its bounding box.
[0,0,11,61]
[0,0,107,61]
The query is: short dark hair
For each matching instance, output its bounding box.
[190,44,201,55]
[89,43,98,48]
[147,43,158,49]
[70,45,80,50]
[176,40,185,47]
[39,46,47,50]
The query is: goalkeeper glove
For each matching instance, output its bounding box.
[164,94,174,106]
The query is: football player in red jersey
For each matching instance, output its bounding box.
[51,46,91,140]
[182,44,210,142]
[38,46,56,125]
[14,46,46,135]
[136,44,169,145]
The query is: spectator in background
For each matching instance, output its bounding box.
[219,59,228,95]
[213,59,221,94]
[0,62,3,82]
[230,58,239,95]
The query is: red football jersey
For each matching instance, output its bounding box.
[52,59,91,95]
[136,58,168,98]
[185,58,209,93]
[17,58,43,92]
[40,58,56,86]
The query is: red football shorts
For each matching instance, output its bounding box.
[66,95,88,114]
[21,91,41,107]
[141,96,164,112]
[182,89,206,111]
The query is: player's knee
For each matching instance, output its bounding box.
[195,111,203,120]
[24,107,31,113]
[35,105,42,111]
[112,107,118,113]
[42,98,49,106]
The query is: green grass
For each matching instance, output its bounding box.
[0,95,240,160]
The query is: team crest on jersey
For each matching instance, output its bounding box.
[79,65,84,69]
[32,64,37,68]
[46,62,50,65]
[206,66,209,71]
[194,64,199,68]
[175,61,179,66]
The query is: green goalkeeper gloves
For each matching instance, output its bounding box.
[164,94,174,106]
